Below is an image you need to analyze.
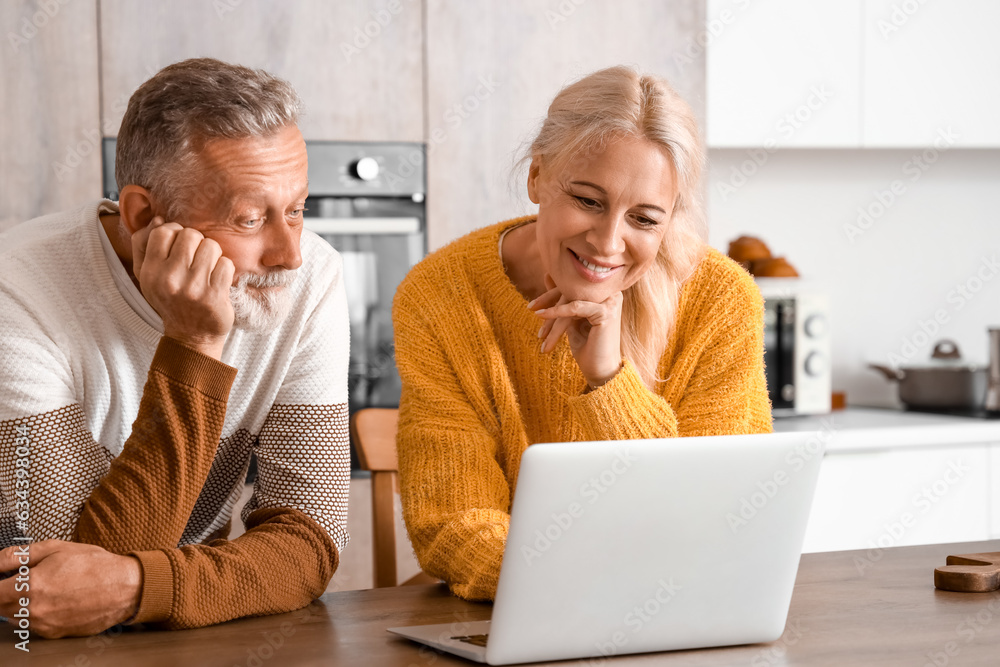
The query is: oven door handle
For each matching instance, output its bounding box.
[304,217,421,235]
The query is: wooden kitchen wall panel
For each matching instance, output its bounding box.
[0,0,101,231]
[424,0,706,250]
[99,0,423,141]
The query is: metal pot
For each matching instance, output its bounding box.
[869,340,988,410]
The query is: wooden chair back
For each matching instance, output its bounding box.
[350,408,435,588]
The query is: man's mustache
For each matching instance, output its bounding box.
[233,270,298,290]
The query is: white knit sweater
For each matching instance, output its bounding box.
[0,200,351,550]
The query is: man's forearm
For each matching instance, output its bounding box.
[129,507,337,629]
[72,336,237,552]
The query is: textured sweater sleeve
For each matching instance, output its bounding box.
[128,506,337,628]
[0,332,235,550]
[566,359,679,440]
[393,284,511,601]
[71,336,237,551]
[672,270,773,436]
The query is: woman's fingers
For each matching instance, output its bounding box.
[528,286,562,311]
[538,318,554,340]
[535,300,614,326]
[542,316,574,353]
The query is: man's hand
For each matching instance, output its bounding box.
[132,216,236,359]
[530,275,625,390]
[0,541,142,639]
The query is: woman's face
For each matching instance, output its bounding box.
[527,135,677,303]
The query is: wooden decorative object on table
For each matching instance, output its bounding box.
[934,552,1000,592]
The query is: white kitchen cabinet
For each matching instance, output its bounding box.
[708,0,1000,148]
[863,0,1000,147]
[802,445,990,554]
[706,0,862,148]
[990,445,1000,538]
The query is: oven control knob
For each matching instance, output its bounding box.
[804,314,827,338]
[804,351,825,377]
[350,157,380,181]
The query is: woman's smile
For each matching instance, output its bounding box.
[568,248,623,282]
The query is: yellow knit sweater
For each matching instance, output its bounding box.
[392,217,772,601]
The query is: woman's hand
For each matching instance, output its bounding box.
[530,275,624,389]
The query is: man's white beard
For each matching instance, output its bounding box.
[229,270,297,332]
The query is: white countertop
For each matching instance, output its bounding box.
[771,407,1000,453]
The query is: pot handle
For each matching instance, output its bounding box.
[868,363,904,381]
[932,340,962,360]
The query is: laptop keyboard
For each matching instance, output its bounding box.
[452,634,489,647]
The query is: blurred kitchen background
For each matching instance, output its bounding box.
[3,0,1000,586]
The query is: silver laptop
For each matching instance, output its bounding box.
[389,432,824,665]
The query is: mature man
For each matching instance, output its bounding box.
[0,58,350,637]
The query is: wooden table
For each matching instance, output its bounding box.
[5,539,1000,666]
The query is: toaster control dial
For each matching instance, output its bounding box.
[804,314,827,338]
[804,351,825,377]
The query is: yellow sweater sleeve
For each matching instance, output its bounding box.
[393,290,512,601]
[672,273,773,437]
[566,359,679,440]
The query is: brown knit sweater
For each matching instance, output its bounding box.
[393,218,772,601]
[103,337,339,627]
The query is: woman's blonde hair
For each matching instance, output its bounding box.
[525,66,707,389]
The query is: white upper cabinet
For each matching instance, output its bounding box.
[863,0,1000,147]
[706,0,863,148]
[708,0,1000,148]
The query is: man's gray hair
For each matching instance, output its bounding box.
[115,57,302,219]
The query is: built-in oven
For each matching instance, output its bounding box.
[301,142,426,415]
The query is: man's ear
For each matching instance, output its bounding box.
[117,185,158,235]
[526,158,542,205]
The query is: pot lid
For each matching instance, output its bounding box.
[898,340,986,372]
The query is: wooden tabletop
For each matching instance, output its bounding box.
[5,539,1000,666]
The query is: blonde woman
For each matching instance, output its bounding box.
[392,66,772,601]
